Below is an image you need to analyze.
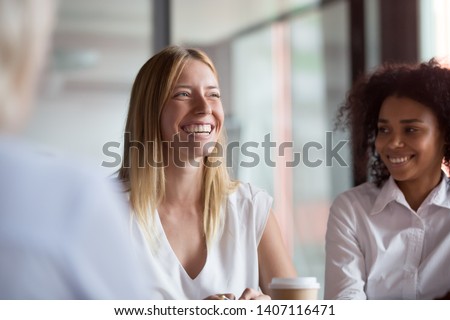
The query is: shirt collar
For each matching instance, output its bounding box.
[428,173,450,209]
[370,173,450,215]
[371,176,407,215]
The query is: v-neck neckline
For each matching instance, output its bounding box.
[155,209,208,281]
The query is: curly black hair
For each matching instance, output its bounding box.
[336,59,450,187]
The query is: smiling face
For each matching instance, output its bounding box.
[160,58,224,163]
[375,95,445,188]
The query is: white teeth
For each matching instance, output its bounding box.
[183,124,212,134]
[389,156,409,164]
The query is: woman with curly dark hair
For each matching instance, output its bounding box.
[325,59,450,299]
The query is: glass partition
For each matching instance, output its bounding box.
[229,0,352,298]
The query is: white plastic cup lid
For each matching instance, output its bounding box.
[268,277,320,289]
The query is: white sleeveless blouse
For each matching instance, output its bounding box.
[131,182,272,299]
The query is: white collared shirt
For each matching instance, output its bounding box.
[325,174,450,299]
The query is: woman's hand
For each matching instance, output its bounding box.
[238,288,271,300]
[204,293,235,300]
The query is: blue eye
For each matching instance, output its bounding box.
[174,92,189,98]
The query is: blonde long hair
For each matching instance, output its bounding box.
[0,0,54,131]
[118,46,238,247]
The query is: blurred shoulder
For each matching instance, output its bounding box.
[0,137,112,188]
[0,137,126,224]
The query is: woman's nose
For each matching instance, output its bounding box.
[388,133,404,148]
[194,96,212,114]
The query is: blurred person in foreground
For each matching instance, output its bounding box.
[117,46,297,300]
[0,0,151,299]
[325,59,450,299]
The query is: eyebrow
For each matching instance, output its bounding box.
[378,118,424,124]
[174,84,220,90]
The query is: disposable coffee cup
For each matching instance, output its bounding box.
[269,277,320,300]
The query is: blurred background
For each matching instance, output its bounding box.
[27,0,450,298]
